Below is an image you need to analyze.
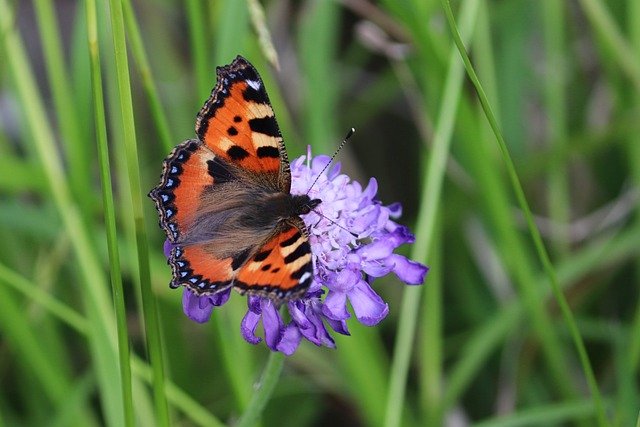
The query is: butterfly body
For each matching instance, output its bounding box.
[150,56,319,302]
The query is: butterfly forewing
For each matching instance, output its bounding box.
[196,56,291,192]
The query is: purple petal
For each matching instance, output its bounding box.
[327,162,342,179]
[389,225,415,245]
[387,202,402,218]
[327,268,359,293]
[260,299,284,350]
[389,254,429,285]
[163,240,173,258]
[288,300,312,329]
[276,324,302,356]
[348,280,389,326]
[350,205,381,234]
[325,317,350,336]
[361,260,394,278]
[207,287,232,306]
[357,238,395,260]
[299,303,336,347]
[241,296,263,344]
[361,177,378,202]
[182,290,214,323]
[311,155,331,173]
[322,290,350,321]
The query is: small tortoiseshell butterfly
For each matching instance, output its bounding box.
[149,56,320,302]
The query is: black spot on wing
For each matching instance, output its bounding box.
[249,117,280,138]
[261,263,272,272]
[253,249,272,262]
[280,231,302,248]
[227,126,238,136]
[256,146,280,159]
[243,85,266,104]
[207,157,234,183]
[284,240,310,264]
[227,145,249,160]
[233,115,242,122]
[232,248,252,271]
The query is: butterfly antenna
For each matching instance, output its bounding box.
[306,127,355,195]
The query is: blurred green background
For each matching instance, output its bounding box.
[1,0,639,426]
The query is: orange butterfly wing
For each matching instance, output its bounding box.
[235,223,313,300]
[196,56,290,190]
[150,56,315,301]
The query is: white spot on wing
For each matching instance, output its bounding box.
[299,272,311,284]
[247,79,261,90]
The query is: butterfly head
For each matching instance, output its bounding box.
[291,194,321,216]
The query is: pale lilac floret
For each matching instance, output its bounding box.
[177,148,428,354]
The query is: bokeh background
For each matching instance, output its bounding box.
[1,0,639,426]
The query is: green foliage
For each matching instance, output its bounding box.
[1,0,639,425]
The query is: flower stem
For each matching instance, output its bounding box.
[235,351,285,427]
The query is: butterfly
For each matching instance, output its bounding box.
[149,56,320,302]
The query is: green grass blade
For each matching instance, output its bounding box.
[474,399,601,427]
[542,0,570,257]
[578,0,640,92]
[384,1,480,426]
[106,0,170,424]
[185,0,211,99]
[86,0,135,424]
[440,1,607,424]
[0,2,122,424]
[32,0,91,211]
[122,0,175,152]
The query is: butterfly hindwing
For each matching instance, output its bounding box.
[167,244,234,292]
[196,56,291,191]
[234,220,314,300]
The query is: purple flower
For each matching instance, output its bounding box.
[176,148,428,354]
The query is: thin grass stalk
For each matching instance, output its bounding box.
[577,0,640,92]
[458,10,580,411]
[130,357,226,427]
[463,0,583,412]
[626,0,640,375]
[298,0,339,154]
[621,0,640,424]
[473,399,601,427]
[383,1,480,426]
[0,282,71,405]
[247,0,278,68]
[336,326,389,427]
[106,0,170,424]
[122,0,174,152]
[86,0,135,424]
[0,263,224,427]
[441,1,607,424]
[0,263,88,333]
[419,220,442,425]
[32,0,90,211]
[185,0,210,99]
[443,222,640,411]
[0,2,123,425]
[211,0,249,67]
[542,0,570,258]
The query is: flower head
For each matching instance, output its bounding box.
[176,148,428,355]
